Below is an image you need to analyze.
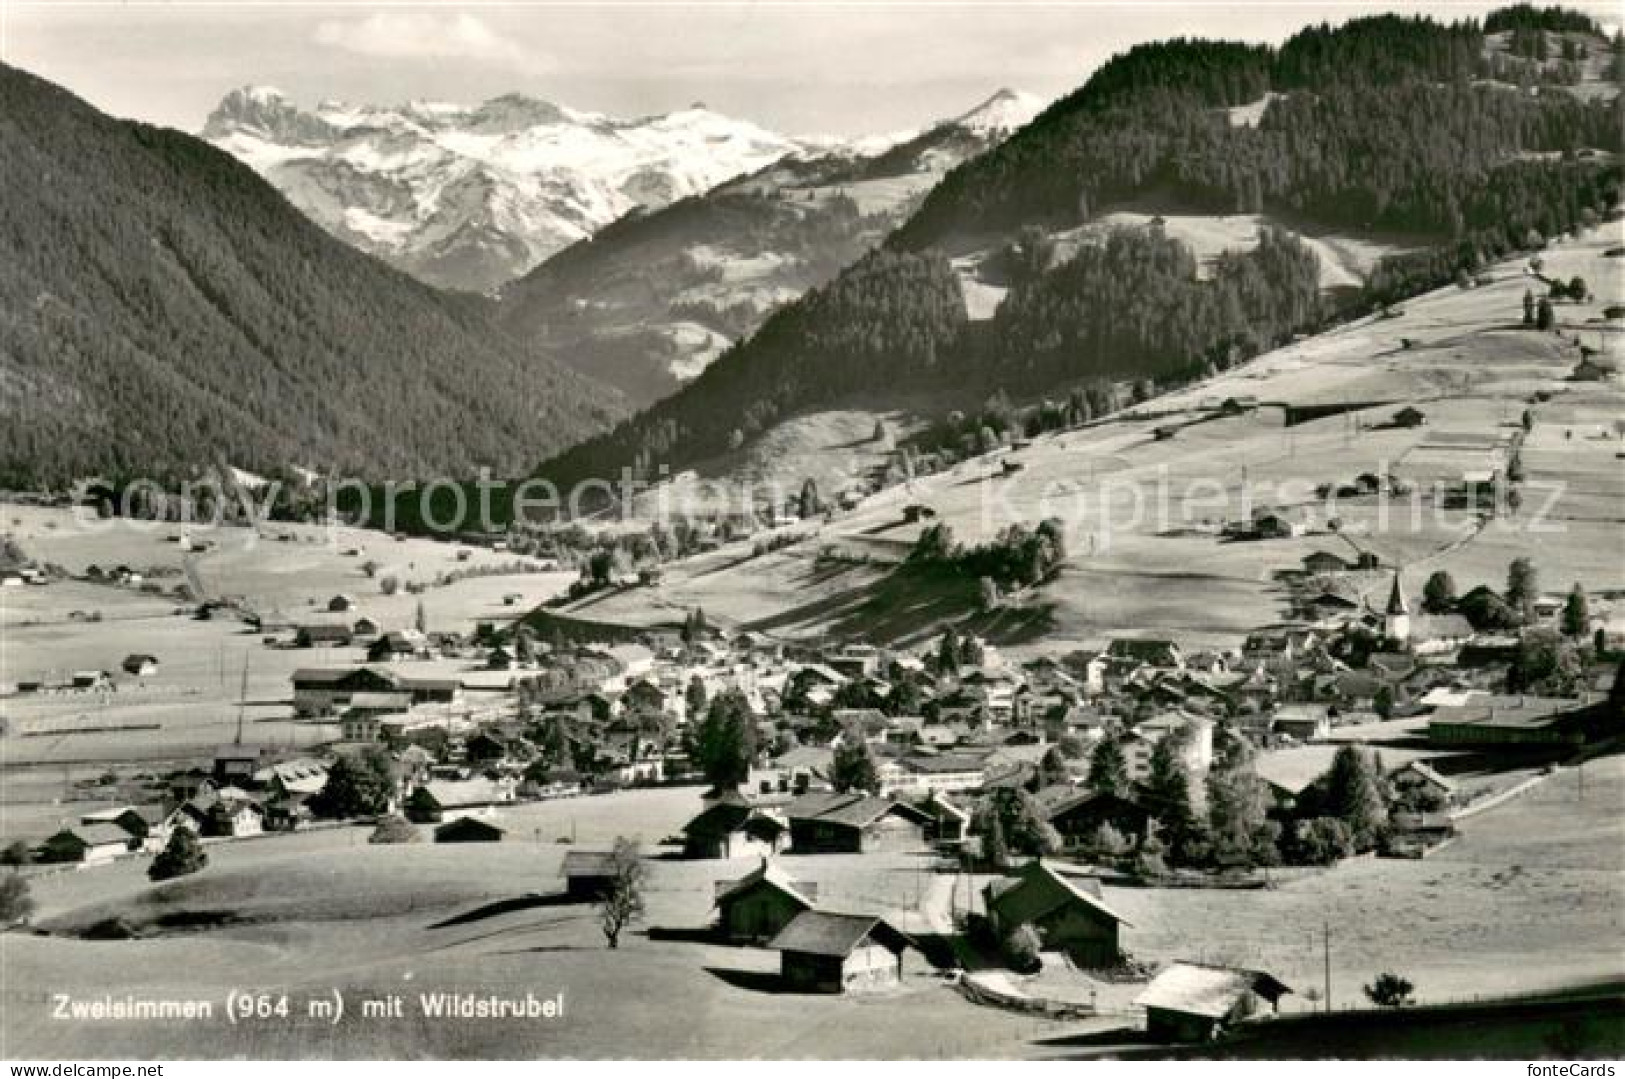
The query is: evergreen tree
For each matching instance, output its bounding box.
[831,741,881,795]
[148,829,208,881]
[1145,734,1202,863]
[693,689,756,792]
[1088,734,1129,796]
[311,748,396,819]
[1562,583,1589,639]
[1319,746,1389,851]
[937,626,962,674]
[1422,570,1457,615]
[1506,557,1540,623]
[1205,743,1280,869]
[684,675,708,723]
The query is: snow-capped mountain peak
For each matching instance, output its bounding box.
[202,86,810,292]
[947,88,1046,136]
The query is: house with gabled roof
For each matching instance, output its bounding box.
[1136,961,1291,1042]
[785,793,930,854]
[681,796,788,860]
[713,857,818,941]
[768,910,916,994]
[983,859,1129,968]
[37,823,135,865]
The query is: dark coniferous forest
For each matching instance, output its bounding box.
[531,10,1622,494]
[0,64,625,488]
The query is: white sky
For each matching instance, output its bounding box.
[1,2,1615,138]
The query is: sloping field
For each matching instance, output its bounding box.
[564,226,1625,654]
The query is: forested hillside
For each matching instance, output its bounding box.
[0,64,625,488]
[531,8,1622,498]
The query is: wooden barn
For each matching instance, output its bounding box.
[983,859,1130,968]
[681,798,788,860]
[713,858,818,942]
[768,911,915,994]
[433,817,504,844]
[561,850,620,900]
[786,793,930,854]
[1136,962,1291,1042]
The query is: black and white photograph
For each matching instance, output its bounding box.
[0,0,1622,1063]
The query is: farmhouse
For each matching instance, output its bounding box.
[295,624,354,649]
[983,859,1129,968]
[713,858,818,942]
[561,850,621,900]
[37,824,134,865]
[1271,703,1332,743]
[1044,790,1155,847]
[1301,551,1352,575]
[768,911,915,994]
[786,793,930,854]
[1105,638,1183,671]
[121,654,159,676]
[680,797,788,860]
[434,817,504,843]
[1136,962,1291,1042]
[1392,406,1428,428]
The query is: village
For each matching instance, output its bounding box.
[3,499,1622,1056]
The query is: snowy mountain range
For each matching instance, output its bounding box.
[202,85,1043,294]
[494,88,1047,400]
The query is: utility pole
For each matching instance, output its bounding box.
[1323,920,1332,1013]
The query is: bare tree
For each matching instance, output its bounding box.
[598,837,646,949]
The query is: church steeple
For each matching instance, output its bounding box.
[1384,569,1411,642]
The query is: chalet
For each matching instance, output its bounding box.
[786,793,930,854]
[81,805,169,850]
[680,798,788,860]
[367,631,427,662]
[1271,703,1332,743]
[346,691,414,718]
[1393,760,1458,806]
[205,795,265,838]
[253,759,329,798]
[911,794,970,845]
[212,744,264,785]
[434,817,504,843]
[412,777,515,820]
[1252,511,1305,540]
[121,654,159,677]
[1392,406,1428,428]
[1105,638,1183,671]
[713,858,818,941]
[296,624,353,649]
[1406,614,1474,656]
[768,911,915,994]
[1243,627,1316,665]
[37,823,134,865]
[561,850,621,900]
[1136,962,1291,1042]
[1301,551,1352,575]
[983,860,1130,968]
[341,713,382,742]
[1044,790,1155,848]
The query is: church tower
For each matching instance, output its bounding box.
[1384,569,1411,643]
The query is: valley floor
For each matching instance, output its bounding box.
[3,754,1620,1059]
